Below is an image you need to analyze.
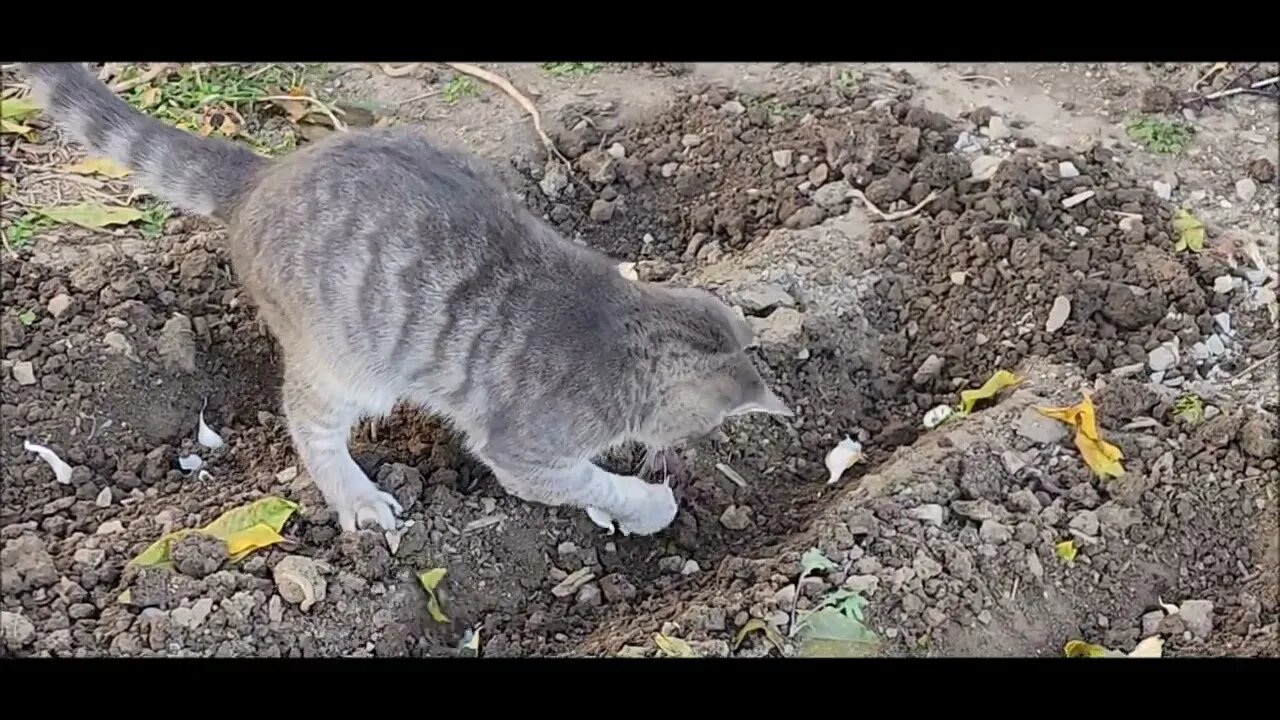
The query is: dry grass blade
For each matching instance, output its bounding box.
[443,62,572,174]
[379,63,421,78]
[851,189,939,222]
[956,74,1006,88]
[256,95,347,132]
[109,64,174,93]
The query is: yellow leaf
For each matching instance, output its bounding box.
[225,523,286,561]
[1172,208,1205,253]
[417,567,449,623]
[139,86,161,109]
[653,633,699,658]
[37,202,144,230]
[64,157,131,179]
[129,496,298,568]
[957,370,1019,415]
[1,96,40,122]
[1064,640,1108,657]
[273,97,311,123]
[1,118,35,140]
[1036,394,1125,478]
[732,618,787,653]
[1055,539,1078,563]
[1129,636,1164,658]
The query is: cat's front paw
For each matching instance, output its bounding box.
[615,480,678,537]
[334,477,403,533]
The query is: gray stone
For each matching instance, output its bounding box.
[103,331,134,358]
[1205,334,1226,356]
[1069,510,1100,537]
[538,164,569,199]
[606,143,627,160]
[984,116,1011,140]
[1177,600,1214,638]
[970,155,1002,181]
[1016,407,1068,444]
[74,547,106,568]
[11,361,35,386]
[913,551,943,580]
[157,313,197,373]
[719,505,752,531]
[681,133,703,149]
[95,487,113,508]
[1096,503,1140,535]
[1045,295,1071,333]
[979,520,1013,543]
[1002,451,1028,476]
[923,607,948,628]
[844,574,879,595]
[747,308,804,349]
[1147,345,1177,372]
[1057,161,1080,179]
[588,199,615,223]
[1153,180,1172,200]
[47,293,73,318]
[952,500,997,522]
[812,180,853,210]
[908,503,945,526]
[680,559,701,576]
[736,283,795,314]
[1213,275,1235,294]
[720,100,746,116]
[772,149,793,168]
[1235,178,1258,202]
[1026,550,1044,579]
[599,574,637,603]
[912,354,944,386]
[96,520,124,535]
[1190,342,1210,362]
[1,611,36,649]
[2,535,58,591]
[1141,611,1165,637]
[1213,312,1232,336]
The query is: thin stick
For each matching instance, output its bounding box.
[956,74,1006,88]
[396,90,442,106]
[1192,62,1230,90]
[850,188,939,222]
[443,62,573,174]
[1203,76,1279,101]
[109,64,173,93]
[256,94,347,132]
[379,63,421,78]
[1229,352,1278,387]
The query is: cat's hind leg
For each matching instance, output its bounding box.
[283,362,402,532]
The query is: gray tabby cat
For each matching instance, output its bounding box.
[19,62,792,537]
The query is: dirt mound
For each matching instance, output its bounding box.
[3,75,1276,658]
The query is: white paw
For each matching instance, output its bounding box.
[585,506,617,534]
[335,480,403,533]
[615,480,678,537]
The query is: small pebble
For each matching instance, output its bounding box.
[1235,178,1258,202]
[95,487,112,508]
[1057,161,1080,179]
[1153,181,1172,200]
[12,361,36,386]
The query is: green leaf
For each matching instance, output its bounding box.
[800,547,836,576]
[1055,539,1078,563]
[17,310,37,326]
[794,607,880,658]
[821,588,869,621]
[1,96,40,123]
[37,202,144,230]
[1171,208,1205,253]
[417,567,449,623]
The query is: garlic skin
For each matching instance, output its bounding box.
[825,436,864,485]
[922,404,954,430]
[23,440,73,484]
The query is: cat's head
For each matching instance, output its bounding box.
[635,286,792,449]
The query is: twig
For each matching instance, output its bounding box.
[1192,62,1230,90]
[956,74,1007,88]
[379,63,421,78]
[109,64,173,93]
[256,95,347,132]
[1105,210,1144,220]
[0,229,18,260]
[1203,75,1279,101]
[396,90,442,106]
[1229,352,1278,387]
[443,62,573,174]
[850,189,939,222]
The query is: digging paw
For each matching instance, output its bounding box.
[615,480,678,537]
[335,482,403,533]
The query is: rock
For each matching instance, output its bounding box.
[599,574,638,603]
[103,331,134,357]
[170,532,228,579]
[575,583,602,607]
[1250,338,1277,358]
[747,308,804,349]
[1062,189,1095,208]
[1204,334,1226,356]
[1213,313,1232,335]
[1045,295,1071,333]
[1213,275,1235,294]
[94,486,113,508]
[1026,550,1044,580]
[680,133,703,149]
[538,164,569,199]
[681,559,701,575]
[907,503,944,526]
[720,100,746,116]
[1177,600,1214,639]
[1235,178,1258,202]
[845,574,879,595]
[2,535,59,591]
[272,555,327,612]
[1002,452,1029,477]
[812,180,853,210]
[913,551,943,580]
[1247,158,1276,183]
[1152,181,1172,200]
[983,116,1011,140]
[551,568,595,598]
[970,155,1001,181]
[772,149,793,168]
[1238,415,1277,459]
[588,199,615,223]
[783,205,826,230]
[1016,407,1068,444]
[97,520,125,535]
[1147,345,1177,372]
[719,505,753,531]
[979,520,1012,543]
[1014,521,1038,545]
[1190,342,1210,362]
[1069,510,1100,537]
[1141,610,1165,637]
[577,149,616,186]
[657,555,684,574]
[1096,503,1140,536]
[74,547,106,568]
[808,163,830,186]
[952,500,997,522]
[913,354,944,386]
[736,283,795,314]
[1058,161,1080,179]
[923,608,947,628]
[11,361,36,386]
[157,314,197,373]
[1,611,36,649]
[606,143,627,160]
[949,271,967,285]
[47,293,74,318]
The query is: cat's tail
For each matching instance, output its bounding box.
[18,63,268,223]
